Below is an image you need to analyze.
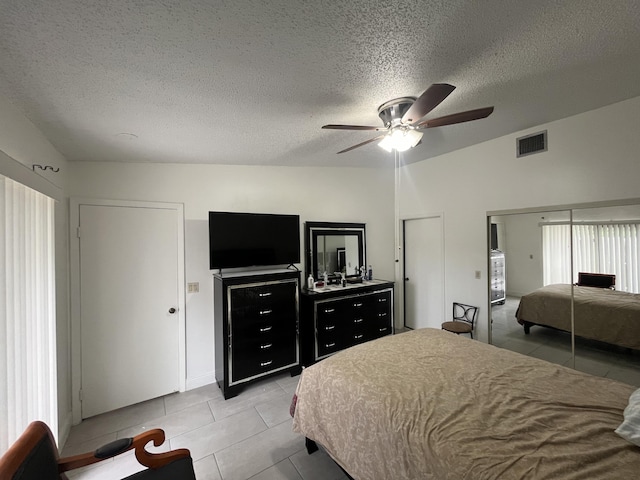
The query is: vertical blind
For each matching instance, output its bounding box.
[542,223,572,285]
[0,174,57,453]
[543,223,640,293]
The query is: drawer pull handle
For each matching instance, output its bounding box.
[353,318,363,323]
[354,334,363,339]
[260,343,273,350]
[259,292,272,297]
[325,325,335,330]
[378,313,387,317]
[259,309,273,315]
[324,308,335,313]
[378,298,387,302]
[259,326,273,332]
[353,302,363,307]
[260,360,273,367]
[379,327,387,332]
[325,342,336,348]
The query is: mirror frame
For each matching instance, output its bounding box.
[305,221,366,282]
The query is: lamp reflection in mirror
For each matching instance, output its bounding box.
[379,128,423,152]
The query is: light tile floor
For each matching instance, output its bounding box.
[63,309,640,480]
[62,373,349,480]
[491,296,640,387]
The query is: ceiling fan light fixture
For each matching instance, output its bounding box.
[378,128,423,153]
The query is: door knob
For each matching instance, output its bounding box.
[404,277,409,281]
[168,307,177,314]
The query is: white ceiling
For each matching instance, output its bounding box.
[1,0,640,168]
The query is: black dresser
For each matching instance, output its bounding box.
[300,280,394,365]
[214,270,300,399]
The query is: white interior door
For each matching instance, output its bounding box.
[79,203,181,418]
[403,216,444,329]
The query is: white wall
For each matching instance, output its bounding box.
[68,162,395,389]
[501,212,549,297]
[0,94,72,443]
[398,95,640,342]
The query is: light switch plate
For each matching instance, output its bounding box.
[187,282,199,293]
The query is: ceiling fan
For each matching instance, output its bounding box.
[322,84,494,154]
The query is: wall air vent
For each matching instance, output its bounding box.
[516,130,547,158]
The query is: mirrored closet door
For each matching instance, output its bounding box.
[489,202,640,387]
[571,204,640,384]
[489,210,572,365]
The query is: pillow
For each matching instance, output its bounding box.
[615,387,640,447]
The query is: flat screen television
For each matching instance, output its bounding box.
[490,223,499,250]
[209,211,300,269]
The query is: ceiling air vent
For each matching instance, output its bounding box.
[517,130,547,158]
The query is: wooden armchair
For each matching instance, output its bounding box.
[0,421,196,480]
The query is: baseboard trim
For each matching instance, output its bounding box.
[186,372,216,391]
[505,292,524,299]
[57,411,74,450]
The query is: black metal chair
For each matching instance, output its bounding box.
[441,302,478,338]
[0,421,196,480]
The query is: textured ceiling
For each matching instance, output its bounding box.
[1,0,640,168]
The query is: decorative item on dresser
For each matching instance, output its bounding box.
[490,249,506,305]
[214,269,301,399]
[300,281,394,366]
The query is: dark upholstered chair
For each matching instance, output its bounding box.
[441,302,478,339]
[0,421,196,480]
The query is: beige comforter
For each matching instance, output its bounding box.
[516,284,640,350]
[292,328,640,479]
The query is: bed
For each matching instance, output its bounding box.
[291,328,640,479]
[515,283,640,350]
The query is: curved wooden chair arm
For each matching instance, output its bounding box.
[131,429,191,469]
[58,428,191,473]
[0,422,58,477]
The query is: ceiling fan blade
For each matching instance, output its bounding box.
[322,124,386,131]
[416,106,494,128]
[336,135,386,154]
[401,83,456,124]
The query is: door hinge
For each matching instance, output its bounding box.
[79,389,83,402]
[76,227,81,238]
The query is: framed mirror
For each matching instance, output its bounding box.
[305,222,366,283]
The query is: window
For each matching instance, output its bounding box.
[0,174,57,452]
[542,223,640,293]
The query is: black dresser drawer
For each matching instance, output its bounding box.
[316,332,345,357]
[230,282,297,325]
[231,341,297,383]
[315,297,350,326]
[231,317,296,345]
[372,291,392,310]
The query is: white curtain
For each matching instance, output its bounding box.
[595,223,639,293]
[543,223,572,285]
[543,223,640,293]
[0,174,57,453]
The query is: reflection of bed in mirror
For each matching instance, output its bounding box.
[516,273,640,350]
